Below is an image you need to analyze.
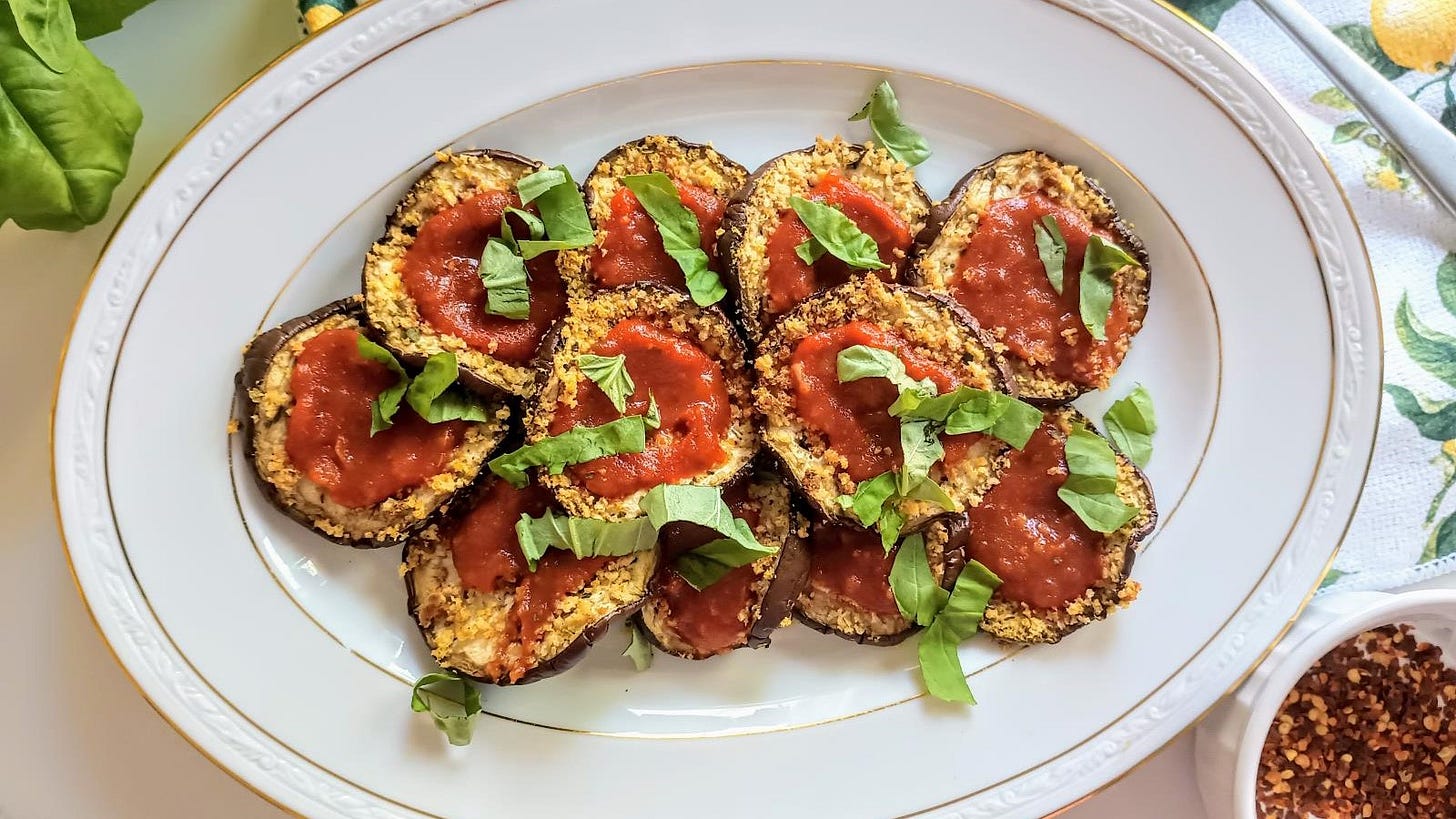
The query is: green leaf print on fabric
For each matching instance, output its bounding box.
[1395,294,1456,391]
[1168,0,1242,30]
[1386,385,1456,442]
[1423,512,1456,562]
[1332,23,1410,80]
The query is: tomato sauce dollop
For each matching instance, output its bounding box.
[448,480,612,682]
[790,321,974,481]
[593,181,726,289]
[285,328,468,509]
[966,420,1104,609]
[951,193,1133,387]
[807,521,899,616]
[400,190,566,364]
[764,172,913,315]
[654,481,763,655]
[550,319,732,499]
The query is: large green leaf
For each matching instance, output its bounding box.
[1439,253,1456,319]
[1169,0,1241,29]
[67,0,159,40]
[1385,384,1456,441]
[1423,512,1456,562]
[0,4,140,230]
[1331,24,1408,80]
[1395,295,1456,390]
[1443,103,1456,137]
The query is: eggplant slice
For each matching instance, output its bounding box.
[796,516,968,646]
[754,275,1012,527]
[527,283,758,519]
[720,136,932,343]
[404,478,655,684]
[362,149,588,398]
[560,135,748,292]
[637,472,810,659]
[237,296,508,548]
[971,407,1155,644]
[910,150,1151,403]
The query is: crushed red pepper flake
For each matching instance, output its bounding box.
[1257,624,1456,818]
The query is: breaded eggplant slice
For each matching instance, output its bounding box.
[527,283,758,519]
[969,407,1154,644]
[796,516,968,646]
[720,136,932,342]
[637,473,810,659]
[560,135,748,292]
[237,296,508,548]
[754,275,1012,527]
[910,150,1150,403]
[362,149,587,398]
[404,478,656,684]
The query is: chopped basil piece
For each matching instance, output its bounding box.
[410,671,482,746]
[837,344,935,397]
[641,484,776,589]
[478,238,530,319]
[502,206,546,243]
[488,416,649,488]
[623,622,653,671]
[515,164,593,259]
[1057,424,1139,533]
[1103,385,1156,467]
[516,166,568,202]
[848,80,932,167]
[889,533,947,626]
[898,420,944,496]
[903,477,956,510]
[877,505,906,551]
[916,559,1000,704]
[894,385,1042,450]
[795,237,827,265]
[1078,235,1137,341]
[837,471,898,526]
[404,352,491,423]
[644,391,661,430]
[789,196,888,271]
[621,173,725,306]
[1034,215,1068,295]
[514,509,657,571]
[577,353,635,414]
[355,335,409,435]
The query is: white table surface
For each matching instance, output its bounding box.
[2,2,1443,816]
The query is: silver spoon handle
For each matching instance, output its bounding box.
[1251,0,1456,216]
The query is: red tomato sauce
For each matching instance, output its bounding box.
[593,181,726,289]
[399,189,566,364]
[654,481,762,655]
[806,521,899,616]
[550,319,731,498]
[950,193,1132,387]
[764,172,912,315]
[790,321,974,481]
[447,480,611,682]
[965,419,1104,609]
[284,328,467,509]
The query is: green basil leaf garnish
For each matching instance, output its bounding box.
[478,238,530,320]
[876,505,907,552]
[621,173,726,306]
[11,0,78,73]
[916,559,1000,704]
[789,196,888,271]
[488,416,649,488]
[514,509,657,570]
[795,237,827,265]
[410,671,482,746]
[577,353,635,414]
[355,335,410,435]
[889,533,948,626]
[895,386,1043,450]
[837,471,898,526]
[1078,235,1137,341]
[403,352,490,423]
[848,80,932,167]
[1034,215,1068,295]
[503,206,546,241]
[1056,424,1138,533]
[837,344,935,396]
[1103,385,1156,467]
[898,420,943,497]
[644,391,661,430]
[641,484,776,589]
[623,621,653,671]
[516,164,593,259]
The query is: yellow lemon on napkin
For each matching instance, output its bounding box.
[1372,0,1456,73]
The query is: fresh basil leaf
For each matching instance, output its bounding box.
[622,173,725,306]
[644,391,661,430]
[0,7,141,230]
[642,484,776,589]
[1056,425,1138,533]
[837,344,936,396]
[877,504,906,552]
[889,533,948,626]
[488,416,649,488]
[848,80,932,167]
[897,420,944,496]
[577,353,635,414]
[916,559,1001,704]
[67,0,159,39]
[789,196,888,270]
[355,336,410,435]
[623,622,653,671]
[516,164,593,259]
[1102,385,1156,467]
[11,0,76,72]
[836,471,897,526]
[1034,215,1068,295]
[674,536,771,591]
[903,477,956,511]
[988,399,1043,450]
[404,352,490,423]
[410,671,481,746]
[503,206,545,241]
[795,237,827,265]
[1078,235,1137,341]
[919,619,975,704]
[513,509,656,571]
[890,385,974,422]
[477,238,530,320]
[895,386,1041,450]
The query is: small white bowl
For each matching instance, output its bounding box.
[1194,589,1456,819]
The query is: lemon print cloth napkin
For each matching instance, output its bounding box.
[1171,0,1456,591]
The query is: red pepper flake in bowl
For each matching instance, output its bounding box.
[1256,624,1456,818]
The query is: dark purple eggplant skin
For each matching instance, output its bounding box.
[581,135,748,216]
[717,142,933,345]
[794,514,971,647]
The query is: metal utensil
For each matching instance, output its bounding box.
[1252,0,1456,216]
